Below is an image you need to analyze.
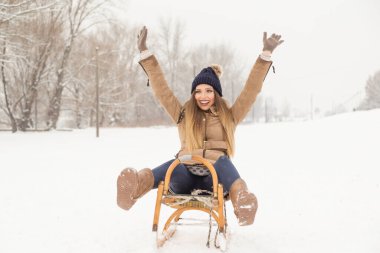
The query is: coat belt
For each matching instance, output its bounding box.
[203,140,227,151]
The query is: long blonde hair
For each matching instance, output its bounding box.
[182,92,236,157]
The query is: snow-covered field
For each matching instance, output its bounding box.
[1,109,380,253]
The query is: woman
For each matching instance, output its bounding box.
[117,26,283,226]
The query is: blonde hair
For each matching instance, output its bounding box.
[182,92,236,157]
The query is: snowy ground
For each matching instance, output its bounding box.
[1,109,380,253]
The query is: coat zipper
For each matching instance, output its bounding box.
[202,115,207,158]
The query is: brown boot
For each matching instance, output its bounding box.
[229,178,258,226]
[117,168,154,210]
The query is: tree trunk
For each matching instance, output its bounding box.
[74,86,81,128]
[1,40,17,132]
[18,41,52,131]
[46,40,72,129]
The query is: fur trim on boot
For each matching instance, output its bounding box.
[229,178,258,226]
[117,168,154,210]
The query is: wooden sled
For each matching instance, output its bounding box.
[152,155,228,248]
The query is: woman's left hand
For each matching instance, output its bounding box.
[262,32,284,53]
[137,26,148,52]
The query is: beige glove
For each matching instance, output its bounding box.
[262,32,284,53]
[137,26,148,52]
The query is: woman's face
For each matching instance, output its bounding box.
[194,84,215,111]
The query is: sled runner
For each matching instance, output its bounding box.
[152,155,228,249]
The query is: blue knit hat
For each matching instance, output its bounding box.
[191,64,223,96]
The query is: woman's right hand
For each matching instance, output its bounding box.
[262,32,284,53]
[137,26,148,52]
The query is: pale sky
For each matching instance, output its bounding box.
[117,0,380,112]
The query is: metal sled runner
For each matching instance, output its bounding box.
[152,155,228,248]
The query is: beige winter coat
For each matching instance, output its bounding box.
[139,55,272,164]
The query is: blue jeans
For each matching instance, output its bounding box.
[152,156,240,194]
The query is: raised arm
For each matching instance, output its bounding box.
[231,32,284,124]
[137,26,182,123]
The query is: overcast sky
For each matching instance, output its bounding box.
[118,0,380,112]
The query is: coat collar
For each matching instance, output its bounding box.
[208,106,218,116]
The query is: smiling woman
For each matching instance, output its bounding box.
[116,26,284,226]
[194,84,216,111]
[192,64,222,111]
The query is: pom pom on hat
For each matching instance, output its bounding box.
[191,64,223,96]
[210,64,223,78]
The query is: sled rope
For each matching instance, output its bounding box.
[163,189,228,249]
[206,194,228,248]
[206,197,213,248]
[164,189,215,209]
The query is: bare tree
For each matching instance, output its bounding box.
[1,34,17,132]
[15,9,62,130]
[0,0,60,131]
[46,0,110,129]
[156,18,188,103]
[61,22,165,128]
[0,0,56,25]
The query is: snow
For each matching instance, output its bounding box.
[1,109,380,253]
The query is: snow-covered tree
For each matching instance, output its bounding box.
[0,0,60,132]
[46,0,111,129]
[358,70,380,110]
